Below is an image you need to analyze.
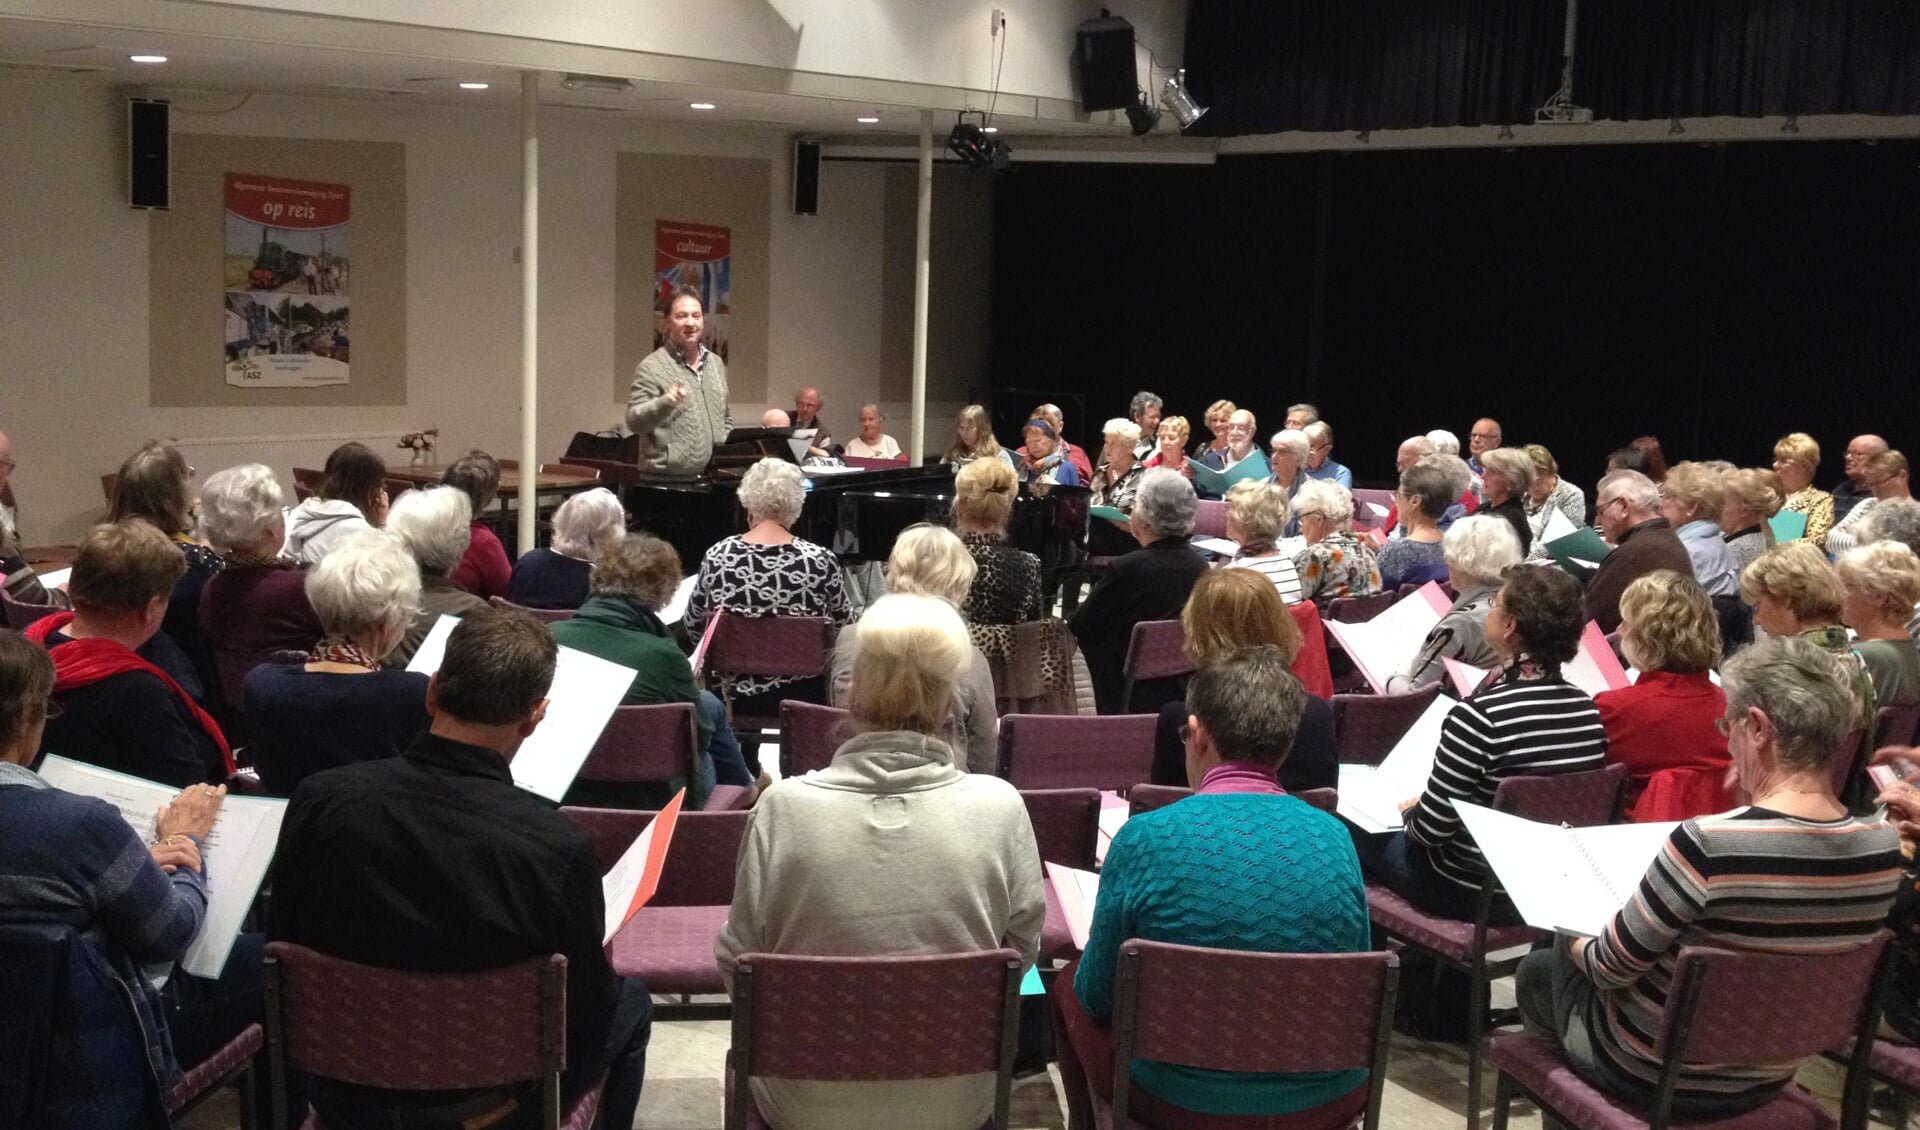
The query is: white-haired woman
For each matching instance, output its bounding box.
[1222,479,1303,603]
[687,458,853,776]
[243,529,429,796]
[1291,480,1383,608]
[1268,428,1310,521]
[1070,469,1209,714]
[385,486,488,669]
[197,463,323,717]
[830,525,999,772]
[507,487,627,610]
[1090,418,1146,557]
[1390,515,1525,692]
[718,592,1044,1130]
[1837,541,1920,708]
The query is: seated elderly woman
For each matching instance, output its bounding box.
[1860,500,1920,642]
[687,458,853,775]
[1771,431,1833,547]
[1015,417,1082,486]
[384,486,489,669]
[1827,449,1913,556]
[1190,399,1235,463]
[243,530,430,797]
[1353,566,1608,923]
[1475,446,1536,554]
[196,463,324,719]
[951,457,1043,625]
[1089,418,1146,557]
[1222,478,1303,603]
[552,534,752,805]
[0,631,274,1127]
[1377,460,1452,590]
[830,525,999,773]
[1267,427,1310,516]
[26,520,233,787]
[1516,635,1900,1120]
[507,487,627,610]
[282,441,389,565]
[1594,571,1731,821]
[1741,541,1878,723]
[109,441,221,693]
[1717,466,1782,578]
[717,592,1044,1130]
[1657,461,1740,598]
[1069,469,1210,714]
[1837,541,1920,708]
[941,404,1016,470]
[1291,480,1383,608]
[1141,414,1190,473]
[442,449,511,600]
[1055,646,1369,1128]
[1391,515,1525,692]
[1523,443,1585,538]
[1149,567,1335,791]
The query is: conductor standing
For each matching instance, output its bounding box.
[626,287,732,476]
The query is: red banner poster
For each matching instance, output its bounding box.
[223,173,352,387]
[653,220,731,361]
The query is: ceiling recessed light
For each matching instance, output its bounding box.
[856,116,880,124]
[129,54,168,64]
[458,81,489,90]
[981,126,999,134]
[689,102,716,111]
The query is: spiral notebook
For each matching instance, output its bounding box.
[1454,801,1679,937]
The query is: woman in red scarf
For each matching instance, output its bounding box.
[24,520,232,786]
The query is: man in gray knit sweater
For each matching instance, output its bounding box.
[625,288,732,475]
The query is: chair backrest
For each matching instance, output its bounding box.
[1351,489,1396,528]
[1122,619,1193,684]
[1192,499,1229,539]
[1490,763,1629,827]
[575,703,698,785]
[705,613,833,680]
[1831,726,1867,798]
[1295,786,1338,812]
[1332,683,1443,766]
[779,700,851,779]
[1287,600,1336,700]
[560,806,748,906]
[1127,784,1191,816]
[1019,788,1100,869]
[1110,941,1399,1127]
[728,949,1023,1130]
[1,587,59,630]
[1326,591,1397,624]
[263,941,566,1115]
[1875,705,1920,751]
[997,714,1157,791]
[489,594,575,624]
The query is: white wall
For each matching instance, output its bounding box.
[0,74,985,543]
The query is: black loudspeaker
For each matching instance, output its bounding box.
[128,97,170,210]
[1075,16,1137,113]
[792,139,821,215]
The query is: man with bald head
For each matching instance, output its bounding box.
[1833,434,1890,524]
[792,387,835,457]
[0,431,59,605]
[760,408,791,429]
[1467,418,1502,477]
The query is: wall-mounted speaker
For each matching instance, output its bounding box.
[128,97,171,210]
[792,138,822,215]
[1075,16,1138,113]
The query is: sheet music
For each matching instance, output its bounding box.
[1454,802,1678,937]
[1318,582,1450,693]
[602,790,685,943]
[36,565,71,589]
[1444,622,1629,700]
[1095,790,1128,866]
[1335,695,1456,832]
[407,614,640,803]
[1192,536,1240,558]
[1538,507,1580,547]
[1045,862,1101,952]
[658,574,698,626]
[36,756,287,979]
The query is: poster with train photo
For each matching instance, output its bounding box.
[653,220,730,361]
[223,173,351,387]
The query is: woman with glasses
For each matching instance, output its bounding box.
[1290,480,1382,608]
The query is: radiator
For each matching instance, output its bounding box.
[167,431,414,496]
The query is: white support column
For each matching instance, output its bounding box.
[909,109,933,465]
[517,70,540,556]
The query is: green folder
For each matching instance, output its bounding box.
[1769,510,1808,542]
[1089,504,1128,523]
[1188,452,1271,495]
[1544,525,1612,580]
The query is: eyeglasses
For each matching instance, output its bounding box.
[1596,495,1627,514]
[0,458,15,470]
[1713,714,1740,738]
[1470,432,1501,441]
[1178,723,1192,745]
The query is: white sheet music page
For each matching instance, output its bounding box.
[35,755,287,978]
[601,789,685,943]
[1319,582,1449,693]
[657,575,699,626]
[1045,862,1101,951]
[1335,694,1455,832]
[1454,802,1678,937]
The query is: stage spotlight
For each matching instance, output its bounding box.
[946,112,1012,171]
[1124,91,1161,136]
[1158,69,1207,131]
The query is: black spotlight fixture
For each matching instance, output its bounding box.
[1124,90,1161,136]
[946,111,1011,172]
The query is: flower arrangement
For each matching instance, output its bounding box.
[397,428,439,466]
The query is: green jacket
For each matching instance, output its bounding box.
[549,595,713,754]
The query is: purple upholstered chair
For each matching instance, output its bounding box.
[1192,499,1230,540]
[262,943,603,1130]
[1120,618,1195,713]
[1,586,59,630]
[1020,788,1100,962]
[1127,783,1193,816]
[1332,683,1444,766]
[1490,931,1894,1130]
[998,713,1158,792]
[1092,941,1400,1129]
[1295,786,1339,813]
[725,949,1024,1130]
[573,701,749,811]
[1326,591,1399,625]
[1367,762,1629,1130]
[777,699,850,779]
[703,612,834,734]
[1831,1033,1920,1130]
[488,594,575,624]
[167,1026,265,1127]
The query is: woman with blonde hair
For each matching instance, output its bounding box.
[1772,432,1833,547]
[1594,571,1731,820]
[1147,567,1335,792]
[1718,467,1782,576]
[950,456,1043,624]
[1836,541,1920,708]
[1142,415,1191,473]
[1190,399,1236,462]
[1658,462,1739,597]
[1223,479,1303,603]
[941,404,1015,469]
[1523,443,1586,537]
[1741,541,1878,728]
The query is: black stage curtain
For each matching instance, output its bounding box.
[1183,0,1920,136]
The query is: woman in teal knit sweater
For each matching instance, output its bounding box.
[1052,646,1372,1125]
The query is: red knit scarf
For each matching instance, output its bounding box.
[23,612,236,775]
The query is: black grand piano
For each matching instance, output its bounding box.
[563,429,1090,590]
